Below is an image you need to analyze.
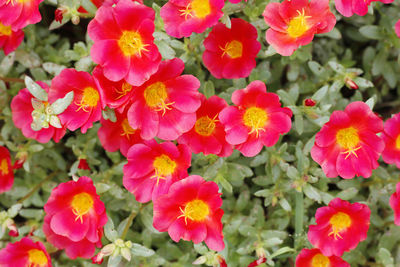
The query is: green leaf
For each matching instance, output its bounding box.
[104,216,118,242]
[25,76,48,101]
[50,91,74,115]
[131,243,155,257]
[303,184,321,203]
[359,25,382,40]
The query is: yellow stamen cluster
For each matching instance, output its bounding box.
[75,87,100,112]
[143,82,174,116]
[28,249,48,266]
[287,9,311,38]
[179,0,211,20]
[243,107,268,137]
[311,253,330,267]
[115,82,133,100]
[220,40,243,59]
[328,212,351,240]
[118,31,149,57]
[336,127,361,159]
[151,154,177,186]
[177,199,210,225]
[120,119,136,139]
[0,22,12,36]
[0,159,9,175]
[71,192,94,223]
[195,114,218,136]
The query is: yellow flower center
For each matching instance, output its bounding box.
[71,192,94,223]
[243,107,268,137]
[396,135,400,150]
[151,154,176,186]
[195,115,218,136]
[178,199,210,224]
[179,0,211,20]
[336,127,362,159]
[118,31,149,57]
[287,9,310,38]
[0,159,9,175]
[75,87,100,112]
[311,253,330,267]
[115,82,133,100]
[143,82,174,115]
[0,22,11,36]
[28,249,48,266]
[221,40,243,59]
[329,212,351,240]
[120,119,135,139]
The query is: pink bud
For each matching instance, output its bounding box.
[304,98,316,107]
[248,256,266,267]
[91,252,104,265]
[345,78,358,90]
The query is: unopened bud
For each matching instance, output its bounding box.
[248,256,267,267]
[193,256,207,265]
[101,244,116,256]
[217,255,227,267]
[345,78,358,90]
[78,158,90,170]
[71,15,80,25]
[91,252,104,265]
[304,98,316,107]
[13,151,28,170]
[121,247,131,261]
[5,219,18,237]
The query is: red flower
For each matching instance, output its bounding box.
[381,113,400,168]
[219,80,292,157]
[0,237,52,267]
[311,101,384,179]
[335,0,393,17]
[307,198,370,257]
[88,0,161,86]
[263,0,336,56]
[153,175,224,251]
[43,176,107,259]
[123,141,191,203]
[396,19,400,38]
[203,18,261,79]
[98,109,149,157]
[127,58,201,141]
[48,68,102,134]
[0,21,23,55]
[0,0,43,30]
[160,0,224,38]
[295,248,350,267]
[389,182,400,225]
[0,146,13,194]
[93,65,134,111]
[178,95,232,157]
[11,81,66,143]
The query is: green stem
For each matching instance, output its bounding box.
[294,191,304,249]
[120,203,149,239]
[0,76,24,83]
[17,171,59,204]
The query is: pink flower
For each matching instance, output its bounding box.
[263,0,336,56]
[382,113,400,168]
[335,0,393,17]
[219,80,292,157]
[93,65,134,111]
[0,21,23,55]
[127,58,201,141]
[98,109,149,157]
[0,0,43,30]
[311,101,384,179]
[396,19,400,38]
[160,0,224,38]
[0,146,13,193]
[295,248,350,267]
[153,175,225,251]
[88,0,161,86]
[48,68,102,134]
[202,18,261,79]
[307,198,370,257]
[0,237,52,267]
[123,141,191,203]
[11,81,66,143]
[389,182,400,225]
[178,95,233,157]
[43,176,107,259]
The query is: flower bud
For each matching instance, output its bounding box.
[304,98,316,107]
[71,15,80,25]
[91,252,104,265]
[345,78,358,90]
[78,158,90,170]
[121,247,131,261]
[193,256,207,265]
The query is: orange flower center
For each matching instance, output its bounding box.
[151,154,176,186]
[144,82,174,115]
[118,31,149,57]
[120,118,135,139]
[75,87,99,112]
[71,192,94,223]
[243,107,268,137]
[0,22,11,36]
[28,249,48,266]
[396,135,400,150]
[178,199,210,224]
[336,127,361,159]
[195,115,218,136]
[221,40,243,59]
[311,253,330,267]
[287,9,310,38]
[0,159,9,175]
[115,82,133,100]
[179,0,211,20]
[329,212,351,240]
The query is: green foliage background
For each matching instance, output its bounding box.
[1,0,400,266]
